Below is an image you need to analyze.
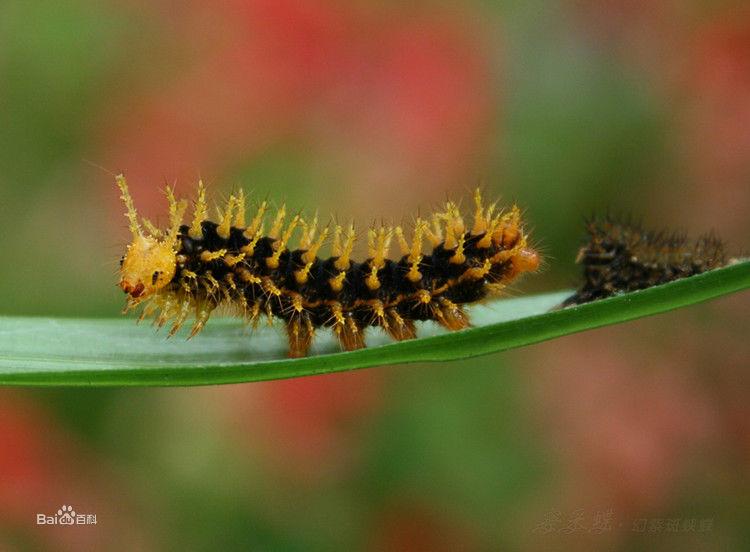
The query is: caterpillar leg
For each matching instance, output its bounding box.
[154,293,180,329]
[246,300,262,329]
[188,300,217,339]
[338,312,366,351]
[137,297,159,324]
[435,298,470,331]
[328,301,360,351]
[384,308,417,341]
[286,315,315,358]
[168,295,195,337]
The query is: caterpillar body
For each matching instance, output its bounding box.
[562,217,727,307]
[116,176,540,357]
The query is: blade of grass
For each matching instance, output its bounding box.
[0,260,748,386]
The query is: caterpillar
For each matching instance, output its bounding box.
[116,176,540,357]
[562,217,728,307]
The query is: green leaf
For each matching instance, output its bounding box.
[1,261,748,386]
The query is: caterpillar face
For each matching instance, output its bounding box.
[119,236,177,298]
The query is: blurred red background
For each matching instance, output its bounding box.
[0,0,748,550]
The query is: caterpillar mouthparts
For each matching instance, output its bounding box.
[116,175,540,357]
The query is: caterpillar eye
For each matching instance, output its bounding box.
[151,271,161,285]
[119,256,124,267]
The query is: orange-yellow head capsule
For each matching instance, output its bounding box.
[117,175,184,299]
[119,236,177,298]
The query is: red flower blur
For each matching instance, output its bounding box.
[102,0,493,220]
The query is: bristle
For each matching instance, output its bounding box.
[302,225,328,264]
[394,226,410,255]
[223,252,246,267]
[268,204,287,240]
[446,201,465,235]
[142,218,163,238]
[166,187,187,244]
[369,226,392,269]
[234,189,246,228]
[333,224,355,271]
[200,249,227,263]
[267,214,299,269]
[449,233,466,264]
[299,213,318,250]
[459,259,492,282]
[332,225,344,257]
[430,213,443,246]
[116,174,143,238]
[471,188,487,235]
[217,195,236,239]
[188,180,208,239]
[406,219,425,283]
[246,200,268,238]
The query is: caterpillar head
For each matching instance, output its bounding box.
[116,175,186,300]
[119,236,177,298]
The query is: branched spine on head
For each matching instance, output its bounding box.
[117,176,540,357]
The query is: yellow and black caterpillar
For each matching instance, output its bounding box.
[117,176,540,357]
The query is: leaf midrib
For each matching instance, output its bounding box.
[0,260,748,386]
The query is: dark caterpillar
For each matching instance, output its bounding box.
[116,176,540,357]
[562,217,727,307]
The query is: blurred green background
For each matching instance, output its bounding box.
[1,0,749,550]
